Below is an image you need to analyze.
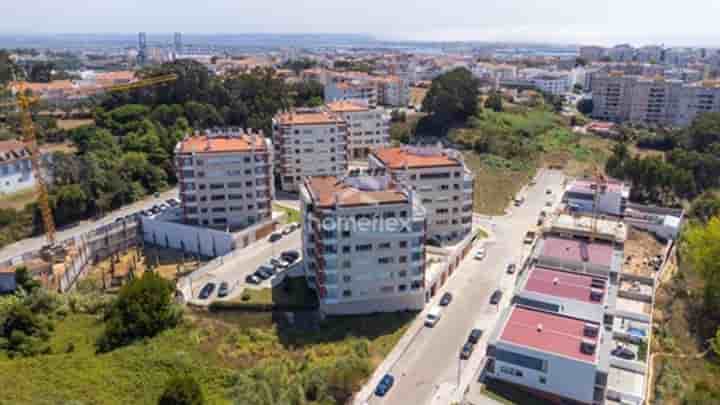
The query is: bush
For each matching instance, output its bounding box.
[0,303,52,357]
[158,375,205,405]
[98,272,182,352]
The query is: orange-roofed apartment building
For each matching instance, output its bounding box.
[369,146,475,244]
[174,129,273,230]
[300,172,427,314]
[326,100,390,159]
[273,108,349,192]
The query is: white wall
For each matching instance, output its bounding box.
[141,217,234,258]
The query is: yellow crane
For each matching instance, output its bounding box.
[2,73,177,248]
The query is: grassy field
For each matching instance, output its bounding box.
[273,203,301,224]
[0,306,414,405]
[480,379,549,405]
[463,151,536,215]
[57,119,94,130]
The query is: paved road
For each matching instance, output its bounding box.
[359,169,566,405]
[185,229,302,303]
[0,188,179,262]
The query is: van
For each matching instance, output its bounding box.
[425,306,442,327]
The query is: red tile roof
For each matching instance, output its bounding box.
[371,147,461,169]
[178,135,267,154]
[326,100,370,112]
[275,110,345,126]
[541,237,614,267]
[500,306,599,363]
[304,176,408,208]
[524,266,606,304]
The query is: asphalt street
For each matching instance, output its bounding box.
[359,169,566,405]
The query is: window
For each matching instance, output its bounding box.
[342,290,352,297]
[356,244,372,252]
[379,242,391,249]
[378,257,394,264]
[342,260,351,269]
[399,256,407,263]
[539,376,547,384]
[212,207,226,213]
[342,246,351,254]
[343,275,352,283]
[398,270,407,278]
[380,286,394,294]
[211,195,226,201]
[495,349,547,372]
[210,183,224,190]
[399,241,408,248]
[398,284,407,292]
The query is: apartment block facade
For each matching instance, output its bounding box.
[591,72,720,127]
[326,100,391,159]
[300,174,427,315]
[0,140,35,195]
[175,130,274,230]
[324,77,378,107]
[368,146,474,244]
[273,109,349,192]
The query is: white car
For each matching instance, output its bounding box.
[474,248,486,260]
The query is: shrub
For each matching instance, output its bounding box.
[98,272,182,352]
[158,375,205,405]
[0,303,52,357]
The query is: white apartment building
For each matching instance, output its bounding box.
[375,76,411,107]
[300,173,427,315]
[369,146,474,244]
[324,77,378,107]
[563,178,630,217]
[0,140,35,195]
[326,101,390,160]
[531,73,571,95]
[273,108,349,192]
[174,130,274,230]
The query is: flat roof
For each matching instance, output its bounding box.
[275,110,344,126]
[178,134,267,154]
[524,266,607,304]
[499,306,599,363]
[547,213,627,242]
[541,237,614,267]
[568,179,626,195]
[304,175,409,208]
[371,147,462,170]
[326,100,370,112]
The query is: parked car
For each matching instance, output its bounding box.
[490,289,503,305]
[255,266,272,280]
[468,328,484,344]
[198,283,216,300]
[546,188,553,195]
[166,198,179,207]
[439,292,453,306]
[506,263,517,274]
[245,274,261,284]
[217,281,230,298]
[270,258,290,269]
[281,250,301,263]
[474,248,486,261]
[269,232,283,242]
[374,374,395,397]
[460,342,475,360]
[425,305,442,327]
[611,346,636,360]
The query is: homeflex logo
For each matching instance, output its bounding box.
[309,215,413,233]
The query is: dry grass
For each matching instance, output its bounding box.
[410,87,428,106]
[0,188,37,210]
[40,142,77,154]
[56,119,94,130]
[623,228,666,278]
[463,152,536,215]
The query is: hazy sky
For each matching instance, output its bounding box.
[3,0,720,46]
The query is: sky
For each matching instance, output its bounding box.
[3,0,720,46]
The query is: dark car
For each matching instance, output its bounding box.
[245,274,260,284]
[198,283,216,300]
[281,250,301,263]
[460,342,475,360]
[374,374,395,397]
[269,232,282,242]
[611,346,636,360]
[490,289,503,305]
[255,269,272,280]
[468,328,484,344]
[506,264,516,274]
[439,292,453,306]
[217,281,230,298]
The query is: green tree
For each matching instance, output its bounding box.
[577,98,594,115]
[484,92,503,112]
[0,303,51,357]
[684,217,720,318]
[421,68,480,131]
[51,184,88,226]
[98,272,181,351]
[158,375,205,405]
[14,266,39,293]
[27,61,54,83]
[690,192,720,224]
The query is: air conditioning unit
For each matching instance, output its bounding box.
[591,278,606,289]
[584,323,600,338]
[580,338,597,355]
[590,288,604,302]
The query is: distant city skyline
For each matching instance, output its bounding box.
[2,0,720,47]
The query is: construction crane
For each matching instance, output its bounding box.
[590,165,608,242]
[2,74,177,250]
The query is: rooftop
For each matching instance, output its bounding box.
[371,146,462,170]
[177,133,268,154]
[545,213,628,243]
[523,266,607,305]
[304,175,409,208]
[499,306,599,363]
[568,178,626,195]
[326,100,370,113]
[541,237,614,267]
[0,140,29,162]
[275,110,344,126]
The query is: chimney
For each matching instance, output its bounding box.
[537,323,543,332]
[553,277,559,285]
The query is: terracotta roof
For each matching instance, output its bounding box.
[326,100,370,113]
[371,147,461,169]
[178,135,267,154]
[275,110,344,126]
[499,306,599,363]
[304,176,408,208]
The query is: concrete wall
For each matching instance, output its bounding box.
[319,290,425,315]
[141,217,235,258]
